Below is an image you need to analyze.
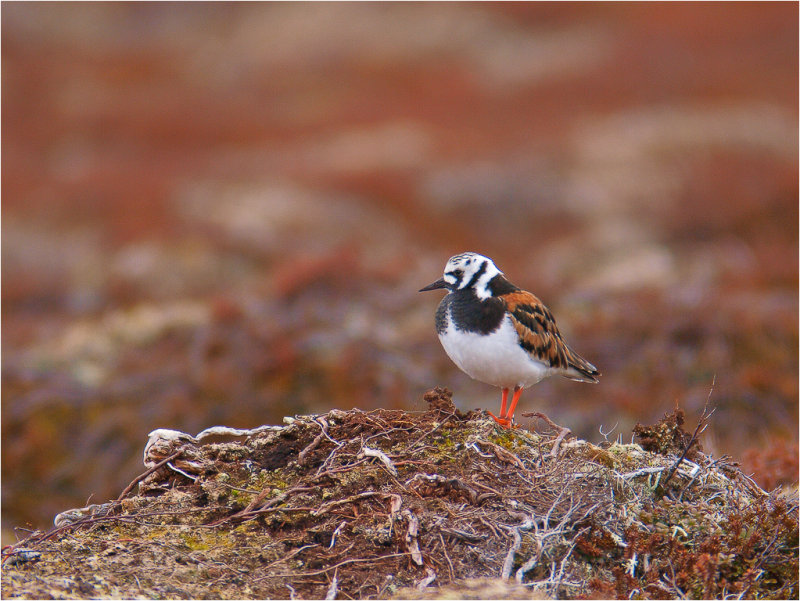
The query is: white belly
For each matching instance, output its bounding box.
[438,315,552,388]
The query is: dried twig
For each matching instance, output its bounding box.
[407,414,456,449]
[523,412,573,457]
[515,538,542,583]
[358,446,398,477]
[389,494,403,517]
[209,485,315,525]
[405,473,480,504]
[313,458,369,482]
[657,378,716,498]
[329,522,346,550]
[402,509,424,566]
[416,567,436,589]
[477,440,526,470]
[438,533,456,581]
[440,527,487,544]
[325,570,338,600]
[312,491,382,517]
[255,544,320,574]
[501,527,522,580]
[615,466,668,480]
[166,462,198,481]
[261,553,412,580]
[299,417,333,466]
[246,485,312,515]
[117,451,183,502]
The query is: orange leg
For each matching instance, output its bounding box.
[487,388,510,426]
[489,387,523,428]
[505,386,524,423]
[499,388,509,419]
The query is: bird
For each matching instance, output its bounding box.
[419,252,599,428]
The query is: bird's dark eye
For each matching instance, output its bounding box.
[452,269,463,278]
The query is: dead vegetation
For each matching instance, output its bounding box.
[2,388,797,599]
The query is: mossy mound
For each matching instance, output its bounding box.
[3,388,797,599]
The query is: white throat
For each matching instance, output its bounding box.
[468,264,499,300]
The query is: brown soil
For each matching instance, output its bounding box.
[2,389,797,599]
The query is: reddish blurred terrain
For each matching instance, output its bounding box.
[3,3,797,534]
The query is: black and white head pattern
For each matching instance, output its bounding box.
[442,252,502,300]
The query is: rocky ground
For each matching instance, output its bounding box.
[3,3,797,539]
[2,389,797,599]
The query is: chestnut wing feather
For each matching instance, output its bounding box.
[502,291,600,383]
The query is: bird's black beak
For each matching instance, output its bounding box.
[419,278,448,292]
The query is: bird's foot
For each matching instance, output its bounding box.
[487,411,519,429]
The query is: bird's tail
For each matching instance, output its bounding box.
[562,347,600,383]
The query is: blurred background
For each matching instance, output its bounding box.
[3,3,797,536]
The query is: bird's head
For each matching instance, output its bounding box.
[419,252,502,299]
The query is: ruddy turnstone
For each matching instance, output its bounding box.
[420,252,599,428]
